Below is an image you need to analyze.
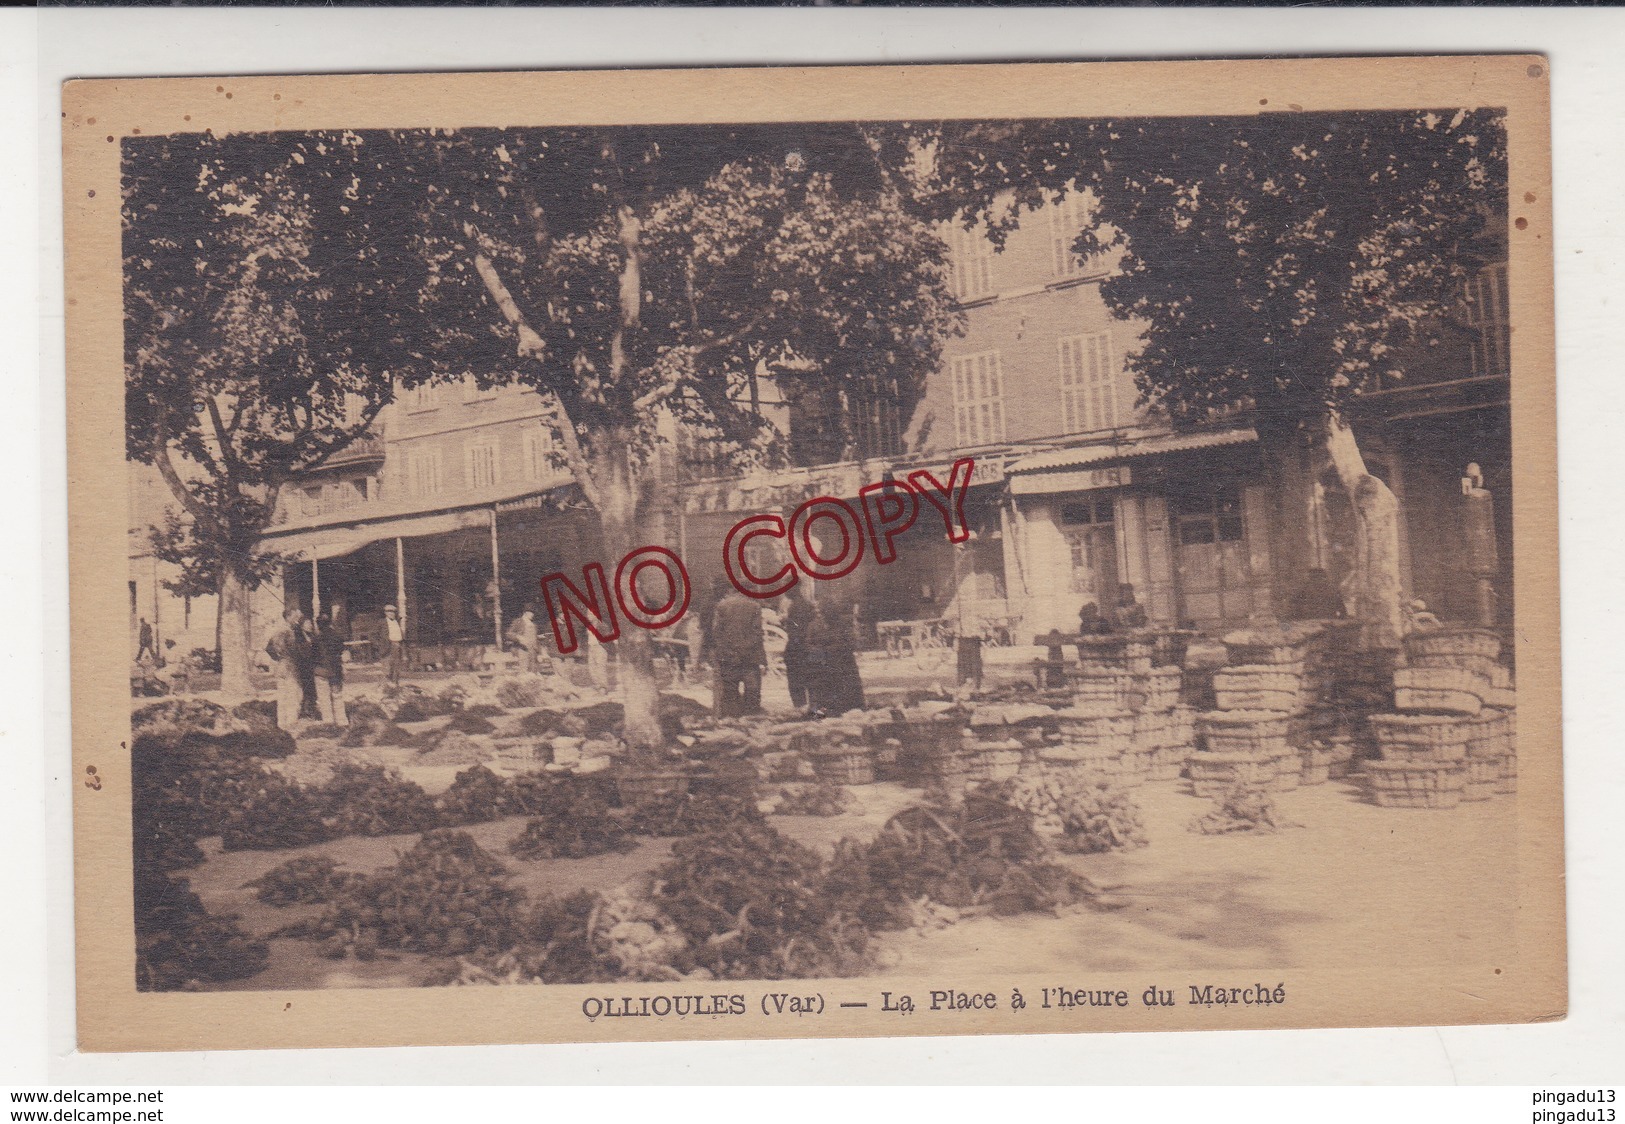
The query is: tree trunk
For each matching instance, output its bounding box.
[1324,414,1403,649]
[1258,432,1316,621]
[218,565,256,702]
[594,460,665,758]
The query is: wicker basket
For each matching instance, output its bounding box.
[1393,666,1488,716]
[1040,746,1122,778]
[1364,760,1466,809]
[1265,752,1302,791]
[967,740,1025,782]
[1166,705,1197,749]
[1461,754,1503,801]
[1071,671,1138,711]
[1132,709,1172,749]
[1199,710,1292,755]
[1187,749,1276,797]
[1485,685,1517,710]
[1134,666,1183,713]
[1369,712,1474,759]
[1403,627,1501,666]
[1148,746,1185,782]
[1054,708,1134,751]
[1489,664,1513,690]
[812,744,876,786]
[1496,754,1518,795]
[1407,651,1501,678]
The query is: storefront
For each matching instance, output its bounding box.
[1006,428,1271,634]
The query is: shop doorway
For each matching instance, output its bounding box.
[1059,497,1120,615]
[1172,483,1255,627]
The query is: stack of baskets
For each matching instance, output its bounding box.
[1189,624,1332,794]
[793,723,878,787]
[1364,627,1515,808]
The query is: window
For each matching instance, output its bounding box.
[1050,192,1089,277]
[407,449,443,498]
[523,426,559,481]
[1060,499,1116,527]
[949,224,994,301]
[328,479,365,511]
[1060,499,1118,599]
[407,383,440,412]
[1463,263,1509,377]
[298,486,323,516]
[950,351,1006,446]
[462,374,500,402]
[1057,332,1118,434]
[465,439,500,490]
[1172,484,1246,545]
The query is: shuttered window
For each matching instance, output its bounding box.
[951,351,1006,446]
[1058,332,1118,434]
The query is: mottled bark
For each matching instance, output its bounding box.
[218,566,256,702]
[1324,415,1403,649]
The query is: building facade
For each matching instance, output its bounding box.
[128,193,1513,665]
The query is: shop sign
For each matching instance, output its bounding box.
[1009,465,1130,495]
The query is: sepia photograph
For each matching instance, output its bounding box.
[65,56,1562,1051]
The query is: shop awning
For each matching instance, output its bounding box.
[271,507,496,561]
[1007,427,1258,481]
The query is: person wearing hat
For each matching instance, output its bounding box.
[382,603,406,685]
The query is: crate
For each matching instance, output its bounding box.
[1199,710,1292,755]
[1187,749,1276,797]
[1392,666,1488,716]
[1364,760,1466,809]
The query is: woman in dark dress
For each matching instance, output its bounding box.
[806,597,865,716]
[781,586,814,711]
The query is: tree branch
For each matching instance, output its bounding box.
[463,222,547,361]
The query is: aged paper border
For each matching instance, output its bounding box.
[63,55,1562,1053]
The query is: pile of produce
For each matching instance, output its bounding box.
[338,709,414,748]
[444,711,500,735]
[494,676,551,710]
[133,697,294,758]
[982,775,1148,854]
[503,772,624,857]
[319,763,440,838]
[134,865,269,991]
[246,855,360,906]
[826,789,1098,924]
[648,822,871,980]
[622,782,762,838]
[389,686,461,724]
[435,765,515,825]
[1191,784,1288,835]
[280,831,524,960]
[217,770,331,852]
[771,781,849,817]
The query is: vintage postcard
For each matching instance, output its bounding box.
[64,56,1562,1052]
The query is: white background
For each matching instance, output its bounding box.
[3,5,1622,1091]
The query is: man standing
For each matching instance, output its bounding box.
[505,604,540,673]
[780,585,813,711]
[265,607,310,729]
[312,606,348,725]
[382,603,406,685]
[708,585,765,718]
[135,618,156,664]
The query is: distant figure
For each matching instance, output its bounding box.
[1110,583,1148,632]
[382,603,406,685]
[266,608,310,729]
[1289,567,1346,620]
[806,597,865,716]
[135,618,156,664]
[313,607,348,725]
[296,615,322,720]
[709,587,766,718]
[506,604,540,673]
[1077,601,1110,636]
[694,576,729,671]
[1404,599,1442,634]
[781,585,814,711]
